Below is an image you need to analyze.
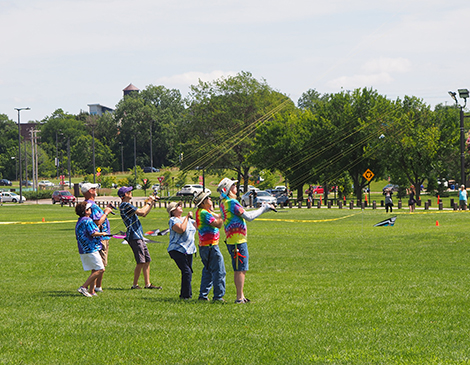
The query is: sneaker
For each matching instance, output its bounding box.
[243,298,251,303]
[95,287,103,292]
[77,287,92,297]
[235,299,245,304]
[198,297,209,301]
[131,285,142,290]
[212,298,226,303]
[144,284,162,290]
[90,292,98,296]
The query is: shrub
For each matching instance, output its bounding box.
[23,190,53,200]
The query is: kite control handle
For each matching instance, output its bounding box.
[106,202,117,215]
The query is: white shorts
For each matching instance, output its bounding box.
[80,251,105,271]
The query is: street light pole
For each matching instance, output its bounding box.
[119,142,124,172]
[15,107,30,203]
[149,120,153,169]
[460,106,466,187]
[449,89,469,187]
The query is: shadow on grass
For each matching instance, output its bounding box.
[140,297,228,305]
[47,291,79,297]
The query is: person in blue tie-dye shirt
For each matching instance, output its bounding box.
[75,201,110,297]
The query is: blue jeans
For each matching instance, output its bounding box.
[199,245,226,300]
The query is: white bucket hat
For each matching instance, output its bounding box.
[217,178,238,196]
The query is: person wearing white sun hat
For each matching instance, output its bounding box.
[217,177,274,304]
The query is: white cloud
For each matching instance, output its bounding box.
[362,58,411,74]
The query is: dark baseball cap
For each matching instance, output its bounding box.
[118,186,133,198]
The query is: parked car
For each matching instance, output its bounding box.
[79,181,101,188]
[240,190,277,207]
[382,184,399,192]
[270,186,287,194]
[274,193,290,207]
[52,190,76,205]
[1,192,25,203]
[305,186,324,195]
[176,184,211,197]
[21,180,33,186]
[143,166,159,173]
[0,179,12,186]
[239,185,260,193]
[59,181,73,188]
[39,180,54,187]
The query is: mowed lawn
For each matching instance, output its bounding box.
[1,204,469,364]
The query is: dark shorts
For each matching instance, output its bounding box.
[226,242,249,272]
[128,239,151,264]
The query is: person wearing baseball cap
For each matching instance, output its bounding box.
[166,201,197,300]
[218,177,274,304]
[82,182,113,293]
[193,190,226,302]
[74,201,110,297]
[118,186,162,290]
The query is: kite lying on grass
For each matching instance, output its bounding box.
[373,216,397,227]
[144,228,170,236]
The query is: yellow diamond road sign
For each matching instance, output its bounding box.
[363,169,374,182]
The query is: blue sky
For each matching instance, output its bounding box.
[1,0,469,122]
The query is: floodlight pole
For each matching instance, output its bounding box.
[460,105,466,187]
[449,90,468,187]
[15,107,30,203]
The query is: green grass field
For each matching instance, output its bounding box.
[1,204,469,364]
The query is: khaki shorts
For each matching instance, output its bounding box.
[99,240,109,267]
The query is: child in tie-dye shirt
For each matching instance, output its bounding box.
[218,178,274,304]
[194,191,226,302]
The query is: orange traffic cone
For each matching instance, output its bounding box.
[42,217,45,222]
[436,220,439,226]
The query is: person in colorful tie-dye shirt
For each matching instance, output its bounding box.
[194,191,226,302]
[218,178,274,304]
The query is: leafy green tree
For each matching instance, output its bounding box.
[181,71,294,192]
[141,85,186,167]
[114,95,153,170]
[70,135,114,175]
[252,88,392,201]
[127,166,145,188]
[141,178,152,195]
[250,109,315,198]
[379,97,459,200]
[0,114,19,180]
[311,88,393,201]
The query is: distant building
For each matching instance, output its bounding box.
[86,83,139,116]
[19,123,40,142]
[87,104,114,116]
[123,83,140,96]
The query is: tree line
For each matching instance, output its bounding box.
[0,71,464,201]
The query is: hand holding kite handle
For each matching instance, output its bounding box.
[263,202,277,213]
[106,203,116,215]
